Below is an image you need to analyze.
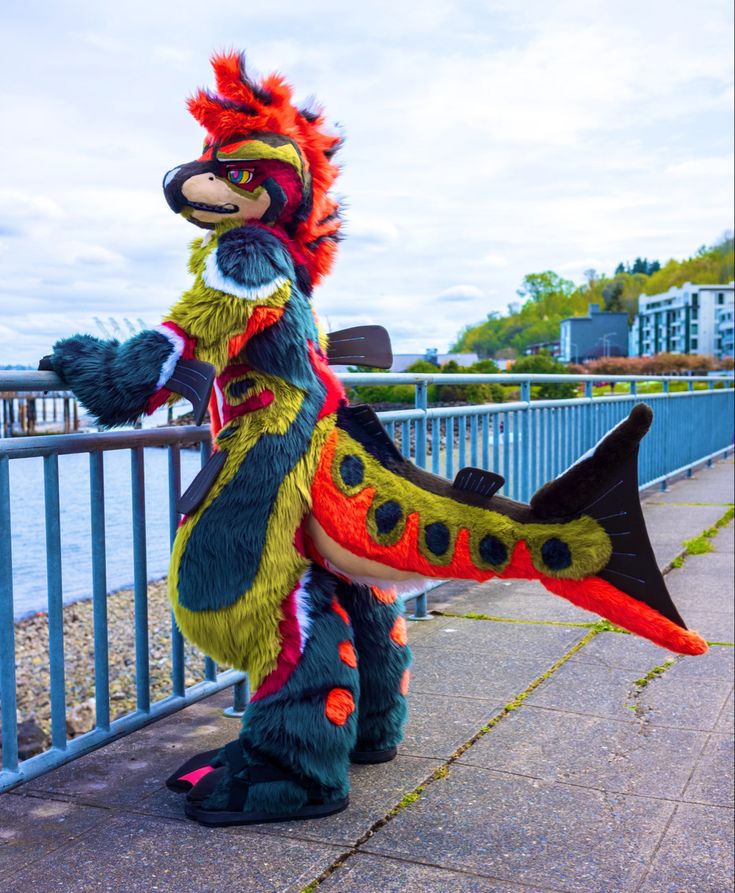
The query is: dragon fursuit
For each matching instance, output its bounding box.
[42,52,707,827]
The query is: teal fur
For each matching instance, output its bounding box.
[49,331,175,427]
[339,582,411,751]
[207,567,359,813]
[177,237,326,613]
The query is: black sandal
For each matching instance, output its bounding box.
[184,741,349,826]
[167,740,398,793]
[165,747,222,793]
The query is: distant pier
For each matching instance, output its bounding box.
[1,391,80,437]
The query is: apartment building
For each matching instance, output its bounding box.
[559,304,629,362]
[629,281,734,358]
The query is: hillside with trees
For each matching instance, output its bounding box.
[453,235,734,358]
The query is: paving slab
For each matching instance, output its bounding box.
[147,754,443,849]
[677,610,734,642]
[521,653,732,730]
[715,691,734,733]
[363,764,674,893]
[643,460,734,507]
[637,803,735,893]
[3,810,344,893]
[401,692,503,759]
[409,648,571,703]
[430,578,600,624]
[319,853,542,893]
[410,614,586,656]
[666,570,735,617]
[683,733,735,807]
[570,628,683,673]
[456,706,706,798]
[24,691,240,808]
[0,793,108,882]
[641,503,731,568]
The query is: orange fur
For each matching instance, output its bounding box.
[325,688,355,725]
[188,51,342,286]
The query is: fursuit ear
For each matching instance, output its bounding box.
[327,326,393,369]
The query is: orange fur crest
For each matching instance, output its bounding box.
[188,51,342,286]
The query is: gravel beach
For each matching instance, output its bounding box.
[12,579,215,756]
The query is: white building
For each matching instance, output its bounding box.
[629,281,734,358]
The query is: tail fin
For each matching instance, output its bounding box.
[531,404,706,655]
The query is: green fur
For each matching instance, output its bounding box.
[331,430,613,578]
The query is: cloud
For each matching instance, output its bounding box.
[0,0,732,366]
[436,285,485,303]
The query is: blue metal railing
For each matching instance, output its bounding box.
[0,370,733,792]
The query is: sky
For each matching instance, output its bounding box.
[0,0,733,365]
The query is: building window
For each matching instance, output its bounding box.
[718,293,725,304]
[691,338,698,349]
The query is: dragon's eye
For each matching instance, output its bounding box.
[226,168,253,185]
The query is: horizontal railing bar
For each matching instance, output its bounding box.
[2,370,732,394]
[0,669,246,793]
[0,425,209,458]
[340,372,733,385]
[640,446,732,491]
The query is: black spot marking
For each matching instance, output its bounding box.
[479,535,507,566]
[541,538,572,570]
[228,378,255,399]
[425,522,450,556]
[375,501,402,534]
[339,455,364,488]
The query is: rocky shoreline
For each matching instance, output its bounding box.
[12,578,214,759]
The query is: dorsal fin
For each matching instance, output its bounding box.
[327,325,393,369]
[453,467,505,500]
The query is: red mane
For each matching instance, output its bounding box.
[188,51,342,287]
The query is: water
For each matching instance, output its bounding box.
[8,446,202,618]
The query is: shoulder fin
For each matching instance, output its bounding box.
[453,467,505,499]
[327,325,393,369]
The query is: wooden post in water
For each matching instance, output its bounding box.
[73,400,79,431]
[63,398,70,433]
[27,399,36,435]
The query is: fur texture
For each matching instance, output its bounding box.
[187,51,342,288]
[50,331,176,427]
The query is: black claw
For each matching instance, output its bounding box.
[165,359,216,426]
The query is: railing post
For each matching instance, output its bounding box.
[410,379,432,621]
[414,381,428,469]
[0,455,19,774]
[224,677,250,718]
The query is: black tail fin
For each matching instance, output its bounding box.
[531,404,686,629]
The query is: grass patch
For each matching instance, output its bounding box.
[633,658,676,689]
[682,534,715,555]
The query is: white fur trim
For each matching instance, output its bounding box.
[154,324,186,390]
[294,568,313,652]
[202,249,288,301]
[212,379,225,425]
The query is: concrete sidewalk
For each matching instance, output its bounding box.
[1,460,733,893]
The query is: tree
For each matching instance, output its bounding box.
[517,271,575,303]
[602,279,625,312]
[511,352,578,400]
